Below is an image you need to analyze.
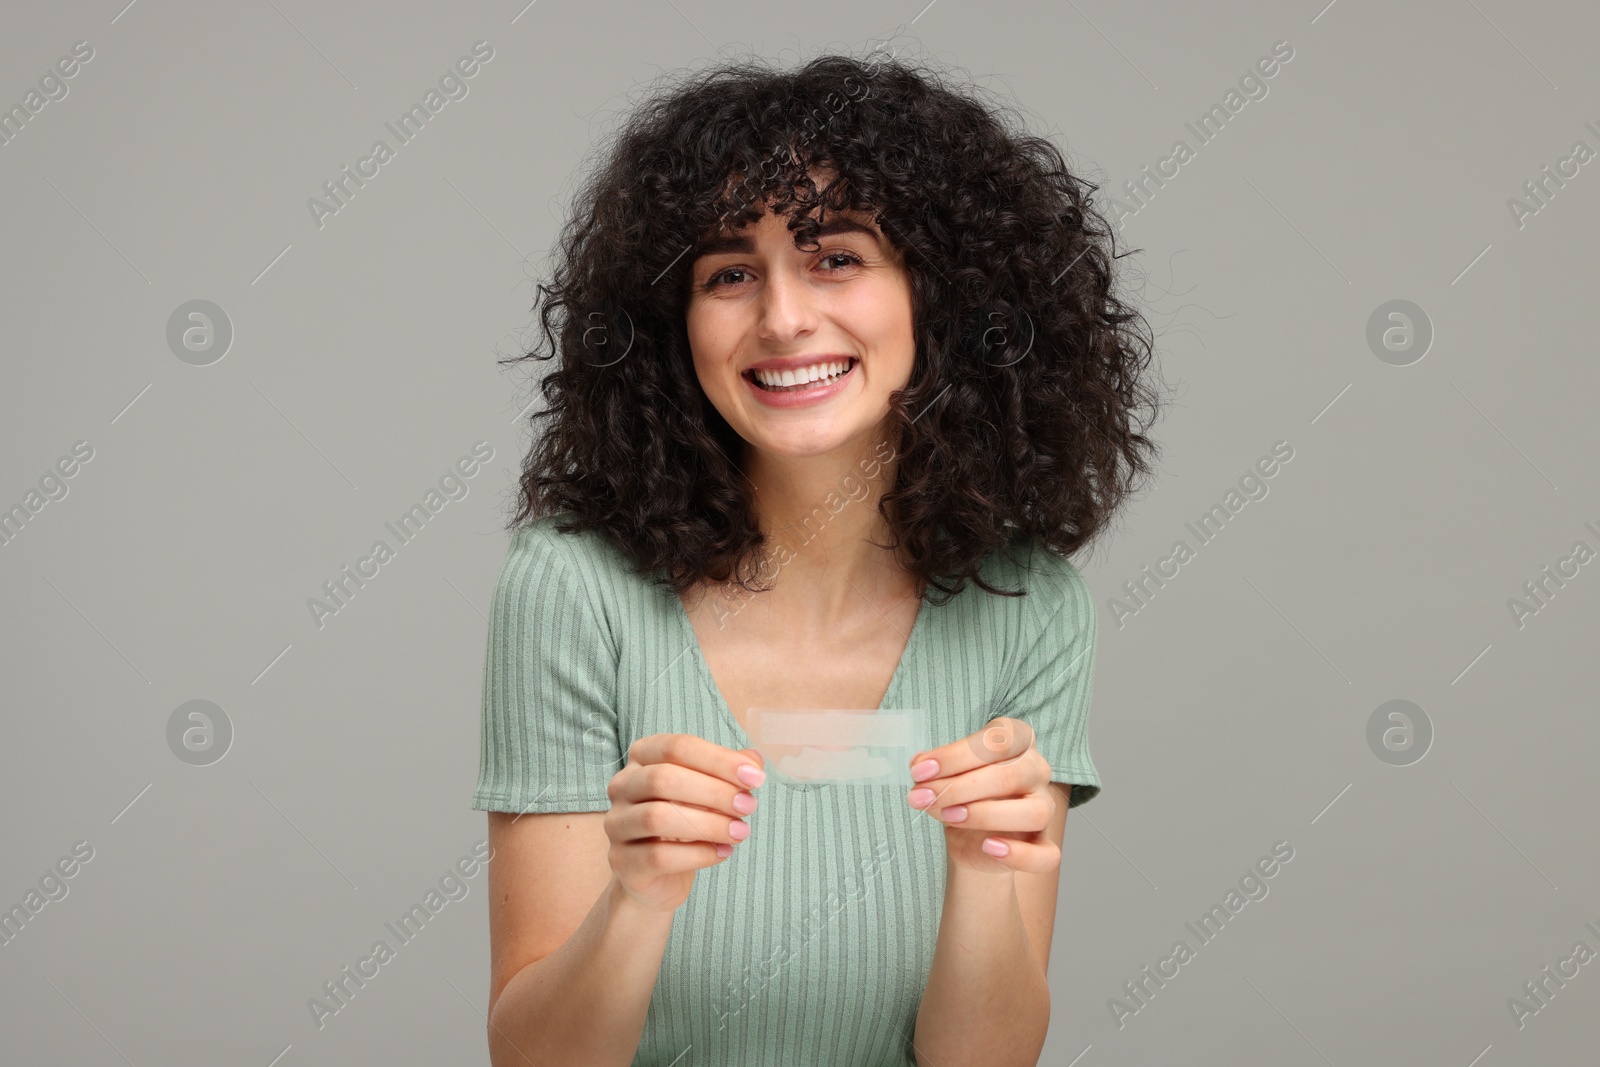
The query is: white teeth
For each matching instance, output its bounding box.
[752,359,851,390]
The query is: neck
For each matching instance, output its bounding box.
[738,429,919,622]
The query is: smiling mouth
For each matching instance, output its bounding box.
[744,357,858,392]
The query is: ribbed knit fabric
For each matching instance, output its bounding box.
[472,513,1101,1066]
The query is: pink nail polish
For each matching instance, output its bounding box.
[911,759,939,782]
[729,820,750,841]
[941,805,967,823]
[982,838,1009,857]
[908,788,935,809]
[737,764,766,788]
[732,792,757,814]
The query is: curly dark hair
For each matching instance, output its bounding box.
[502,47,1166,604]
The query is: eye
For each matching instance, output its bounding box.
[699,250,864,292]
[702,267,749,290]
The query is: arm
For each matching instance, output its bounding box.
[483,738,763,1065]
[476,527,692,1063]
[484,810,673,1066]
[911,780,1071,1066]
[475,531,763,1061]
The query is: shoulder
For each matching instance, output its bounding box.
[496,515,573,587]
[978,535,1095,642]
[503,513,633,583]
[981,535,1092,607]
[496,514,645,643]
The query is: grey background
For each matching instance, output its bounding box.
[2,0,1596,1064]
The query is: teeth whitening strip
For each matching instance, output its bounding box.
[746,707,927,787]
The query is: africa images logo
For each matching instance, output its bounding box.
[307,441,493,630]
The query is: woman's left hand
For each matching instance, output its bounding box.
[905,716,1060,875]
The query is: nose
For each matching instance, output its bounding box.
[755,264,818,345]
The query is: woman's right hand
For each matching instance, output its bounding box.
[603,734,765,913]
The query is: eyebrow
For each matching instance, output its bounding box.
[692,215,881,259]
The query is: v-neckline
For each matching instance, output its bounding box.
[666,582,932,749]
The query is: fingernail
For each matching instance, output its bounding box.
[911,759,939,782]
[940,804,968,823]
[737,764,766,788]
[908,788,935,809]
[732,792,757,814]
[715,843,733,857]
[729,819,750,841]
[982,838,1009,857]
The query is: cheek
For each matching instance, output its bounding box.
[684,303,711,353]
[848,284,915,377]
[685,307,735,380]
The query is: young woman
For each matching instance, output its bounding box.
[472,49,1163,1066]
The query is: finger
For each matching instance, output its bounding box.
[613,798,751,847]
[629,733,768,790]
[906,751,1046,812]
[617,839,734,877]
[908,716,1036,784]
[976,834,1060,874]
[919,792,1053,832]
[609,760,759,820]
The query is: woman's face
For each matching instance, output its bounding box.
[684,202,916,462]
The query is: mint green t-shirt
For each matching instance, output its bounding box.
[472,514,1101,1066]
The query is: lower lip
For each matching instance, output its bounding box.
[743,359,857,408]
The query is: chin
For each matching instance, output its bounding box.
[748,419,880,457]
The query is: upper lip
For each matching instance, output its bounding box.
[743,354,857,375]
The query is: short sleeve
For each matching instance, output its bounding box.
[998,543,1101,808]
[471,522,621,814]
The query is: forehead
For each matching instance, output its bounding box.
[692,209,884,258]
